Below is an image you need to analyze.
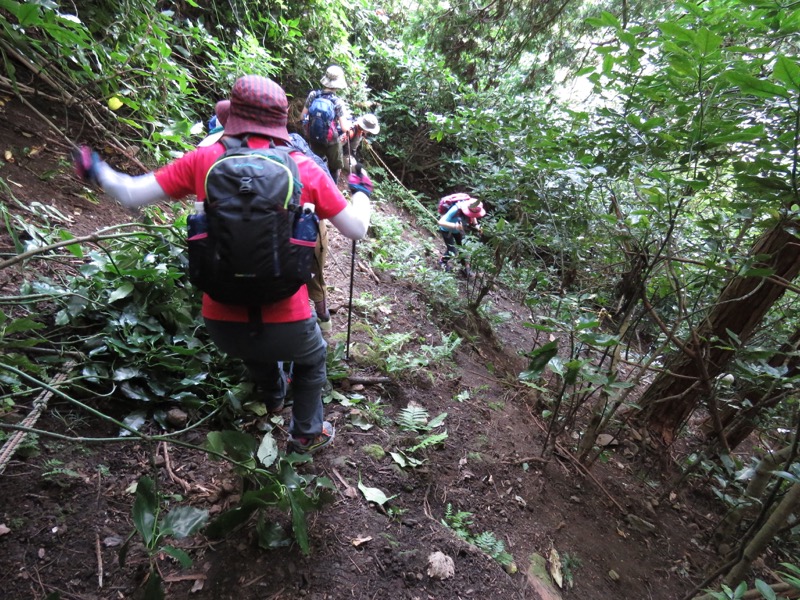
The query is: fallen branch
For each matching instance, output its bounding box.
[0,360,75,474]
[0,224,165,271]
[95,532,103,589]
[346,376,391,385]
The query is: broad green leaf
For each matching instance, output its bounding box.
[578,333,619,348]
[726,72,788,98]
[287,491,310,555]
[160,506,208,538]
[108,281,135,303]
[773,56,800,91]
[206,430,257,463]
[754,578,777,600]
[132,477,157,546]
[427,412,448,429]
[740,266,776,278]
[255,520,291,550]
[694,28,722,55]
[4,317,45,334]
[520,341,559,380]
[159,546,192,568]
[119,410,147,437]
[659,22,694,42]
[358,480,396,506]
[143,570,165,600]
[257,432,279,468]
[58,229,83,258]
[205,505,259,538]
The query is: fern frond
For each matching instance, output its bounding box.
[397,404,429,431]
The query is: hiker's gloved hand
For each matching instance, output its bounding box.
[348,168,373,198]
[72,145,101,185]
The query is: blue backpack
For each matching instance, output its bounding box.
[307,92,337,144]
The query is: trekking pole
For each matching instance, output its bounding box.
[345,238,356,360]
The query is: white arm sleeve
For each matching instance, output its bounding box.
[328,191,371,239]
[94,161,169,210]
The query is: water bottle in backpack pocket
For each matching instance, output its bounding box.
[187,201,210,287]
[290,203,319,279]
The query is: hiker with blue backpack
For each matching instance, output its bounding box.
[301,65,351,183]
[437,193,486,276]
[73,75,374,455]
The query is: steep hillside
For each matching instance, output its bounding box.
[0,94,716,600]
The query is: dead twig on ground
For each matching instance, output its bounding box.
[159,442,191,494]
[95,533,103,589]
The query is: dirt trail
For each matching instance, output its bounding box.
[0,95,715,599]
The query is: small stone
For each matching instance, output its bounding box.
[166,408,189,428]
[609,569,620,581]
[427,551,454,579]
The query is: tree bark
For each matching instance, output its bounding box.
[638,224,800,444]
[722,482,800,587]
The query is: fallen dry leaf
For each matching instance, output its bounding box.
[351,536,372,547]
[548,547,563,588]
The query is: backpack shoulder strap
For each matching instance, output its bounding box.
[221,136,247,151]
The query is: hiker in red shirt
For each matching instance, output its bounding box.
[74,75,374,455]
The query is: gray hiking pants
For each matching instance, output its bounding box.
[204,317,327,438]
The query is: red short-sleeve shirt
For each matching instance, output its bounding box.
[154,136,348,323]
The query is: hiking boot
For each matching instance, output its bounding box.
[254,384,286,414]
[287,421,335,455]
[264,394,285,414]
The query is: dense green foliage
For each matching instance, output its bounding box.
[2,0,800,596]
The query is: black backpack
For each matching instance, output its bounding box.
[187,136,315,307]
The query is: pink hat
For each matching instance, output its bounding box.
[224,75,290,142]
[214,100,231,127]
[458,198,486,219]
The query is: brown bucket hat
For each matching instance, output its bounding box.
[214,100,231,128]
[224,75,290,142]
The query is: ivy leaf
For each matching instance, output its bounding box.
[160,506,208,539]
[108,281,135,303]
[358,479,396,506]
[257,432,279,468]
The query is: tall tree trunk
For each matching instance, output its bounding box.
[638,224,800,444]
